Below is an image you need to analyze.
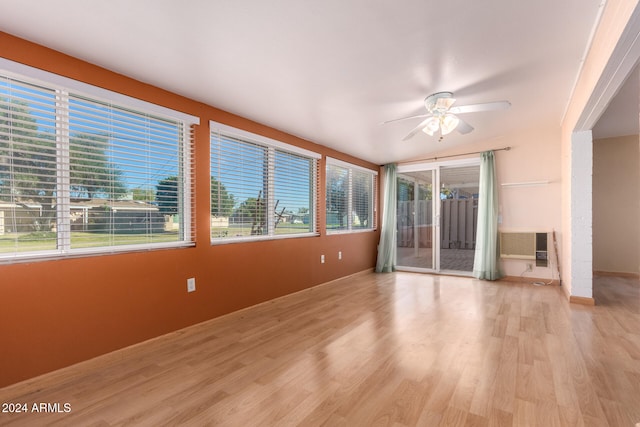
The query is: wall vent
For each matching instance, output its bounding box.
[500,232,536,259]
[500,232,548,267]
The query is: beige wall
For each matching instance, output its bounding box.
[412,125,562,280]
[593,135,640,274]
[496,127,562,279]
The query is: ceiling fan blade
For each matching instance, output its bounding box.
[380,114,429,125]
[449,100,511,114]
[401,116,433,141]
[456,117,474,134]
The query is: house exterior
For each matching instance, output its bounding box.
[0,202,40,233]
[69,200,165,233]
[0,200,164,234]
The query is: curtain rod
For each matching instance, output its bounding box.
[405,146,512,163]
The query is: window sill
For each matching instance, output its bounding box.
[0,241,196,265]
[326,228,377,235]
[211,232,320,245]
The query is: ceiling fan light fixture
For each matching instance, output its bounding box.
[422,116,440,136]
[440,113,460,135]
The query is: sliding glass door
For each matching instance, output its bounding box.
[396,170,435,269]
[396,160,480,274]
[438,164,480,272]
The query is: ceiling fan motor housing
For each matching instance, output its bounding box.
[425,92,456,113]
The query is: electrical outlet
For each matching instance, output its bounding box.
[338,251,342,260]
[187,277,196,292]
[525,263,532,272]
[321,254,325,264]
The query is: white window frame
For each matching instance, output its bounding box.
[0,59,199,263]
[210,121,321,244]
[326,157,378,234]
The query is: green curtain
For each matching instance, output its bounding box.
[473,151,502,280]
[375,163,397,273]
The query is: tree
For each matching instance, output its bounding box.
[326,168,347,228]
[210,176,234,217]
[230,195,269,234]
[0,98,57,228]
[397,178,433,201]
[132,187,155,201]
[352,173,371,227]
[156,176,179,215]
[156,175,234,217]
[69,133,127,199]
[397,178,413,202]
[440,188,453,199]
[231,197,262,222]
[1,98,129,230]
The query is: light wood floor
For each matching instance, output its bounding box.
[1,272,638,426]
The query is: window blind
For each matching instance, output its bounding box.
[210,122,319,242]
[0,68,197,262]
[326,158,377,233]
[326,163,349,231]
[351,168,375,229]
[66,94,194,247]
[0,78,58,253]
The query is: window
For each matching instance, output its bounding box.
[0,59,198,262]
[210,121,320,242]
[326,158,377,232]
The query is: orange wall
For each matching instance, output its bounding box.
[0,32,381,387]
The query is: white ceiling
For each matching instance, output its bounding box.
[0,0,608,164]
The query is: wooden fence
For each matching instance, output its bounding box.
[397,199,478,249]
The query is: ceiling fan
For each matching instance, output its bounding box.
[383,92,511,141]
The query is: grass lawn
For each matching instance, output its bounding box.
[211,223,313,238]
[0,231,181,253]
[1,220,346,253]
